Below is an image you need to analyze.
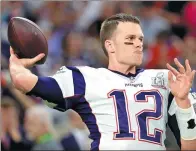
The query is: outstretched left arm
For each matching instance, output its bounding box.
[167,58,196,150]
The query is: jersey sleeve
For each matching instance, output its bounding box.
[51,66,86,98]
[167,92,181,148]
[49,66,86,111]
[27,66,86,111]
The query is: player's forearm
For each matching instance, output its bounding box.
[181,139,196,150]
[12,69,38,93]
[175,104,196,150]
[175,97,191,109]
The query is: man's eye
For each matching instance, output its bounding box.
[127,37,134,40]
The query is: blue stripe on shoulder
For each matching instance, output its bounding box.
[66,66,101,151]
[66,67,85,96]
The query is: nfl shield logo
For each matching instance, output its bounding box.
[130,77,135,83]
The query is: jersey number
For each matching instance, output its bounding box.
[108,90,163,145]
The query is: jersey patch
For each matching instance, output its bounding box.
[151,72,166,89]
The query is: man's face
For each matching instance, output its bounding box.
[110,22,144,66]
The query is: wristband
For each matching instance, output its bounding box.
[176,106,196,140]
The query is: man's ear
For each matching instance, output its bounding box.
[105,40,115,54]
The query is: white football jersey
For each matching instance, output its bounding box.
[49,66,196,150]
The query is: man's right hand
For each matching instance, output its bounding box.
[9,47,45,93]
[9,47,45,68]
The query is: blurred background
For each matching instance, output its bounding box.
[1,1,196,150]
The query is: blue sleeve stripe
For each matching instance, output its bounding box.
[26,77,64,103]
[66,67,86,96]
[66,67,101,150]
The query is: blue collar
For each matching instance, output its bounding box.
[108,68,144,78]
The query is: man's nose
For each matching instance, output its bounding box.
[134,39,142,48]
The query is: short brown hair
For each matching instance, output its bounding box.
[100,13,140,56]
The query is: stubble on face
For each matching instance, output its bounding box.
[111,22,144,66]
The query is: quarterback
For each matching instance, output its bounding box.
[9,13,196,150]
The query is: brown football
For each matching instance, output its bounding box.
[7,17,48,64]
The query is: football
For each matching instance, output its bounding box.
[7,17,48,64]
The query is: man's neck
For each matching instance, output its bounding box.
[108,62,136,75]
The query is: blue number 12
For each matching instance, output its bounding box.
[108,90,163,145]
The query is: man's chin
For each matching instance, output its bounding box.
[133,59,143,66]
[118,59,142,67]
[129,62,142,67]
[135,62,142,67]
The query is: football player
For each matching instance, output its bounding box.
[9,13,196,150]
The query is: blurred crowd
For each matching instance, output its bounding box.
[1,1,196,150]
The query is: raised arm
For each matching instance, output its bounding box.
[9,47,85,111]
[167,58,196,150]
[9,47,63,103]
[9,47,44,93]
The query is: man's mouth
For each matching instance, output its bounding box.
[134,51,143,54]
